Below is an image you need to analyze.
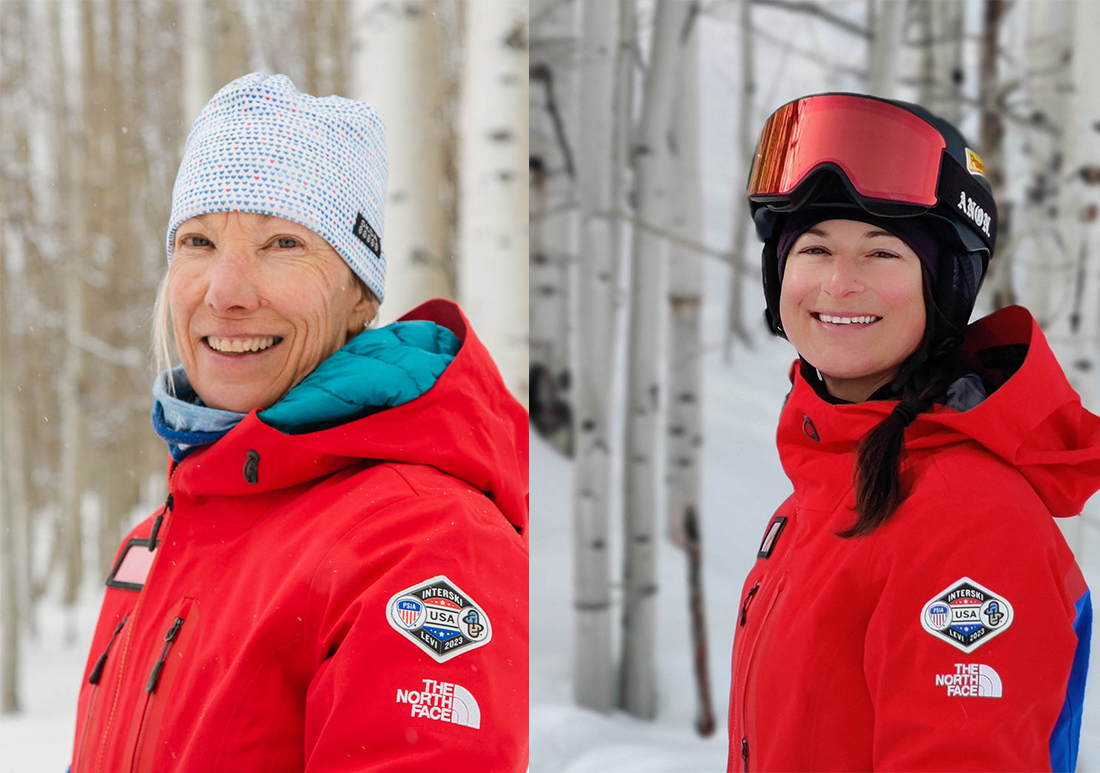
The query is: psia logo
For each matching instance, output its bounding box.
[396,678,481,729]
[386,576,492,662]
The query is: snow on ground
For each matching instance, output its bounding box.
[0,585,98,773]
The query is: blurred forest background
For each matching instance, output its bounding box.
[0,0,528,715]
[529,0,1099,737]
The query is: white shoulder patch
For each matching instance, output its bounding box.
[921,577,1013,653]
[387,575,492,662]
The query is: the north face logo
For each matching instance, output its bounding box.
[935,663,1003,698]
[396,678,481,729]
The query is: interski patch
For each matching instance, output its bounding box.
[387,576,492,662]
[921,577,1014,653]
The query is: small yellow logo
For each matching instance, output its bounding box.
[965,148,986,176]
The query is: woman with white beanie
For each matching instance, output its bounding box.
[70,73,528,773]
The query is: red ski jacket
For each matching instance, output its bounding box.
[729,307,1099,772]
[70,300,528,773]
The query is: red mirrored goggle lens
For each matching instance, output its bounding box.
[747,95,947,208]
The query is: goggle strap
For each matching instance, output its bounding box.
[936,153,997,253]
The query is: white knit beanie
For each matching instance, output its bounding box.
[166,72,388,301]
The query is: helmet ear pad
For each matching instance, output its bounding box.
[761,238,786,338]
[929,247,988,347]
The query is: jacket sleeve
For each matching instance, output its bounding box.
[863,479,1090,773]
[301,484,528,773]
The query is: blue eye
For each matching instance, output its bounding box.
[276,237,300,249]
[183,235,211,248]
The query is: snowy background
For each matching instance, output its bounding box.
[3,2,1099,772]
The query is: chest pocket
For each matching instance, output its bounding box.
[757,515,789,559]
[130,597,199,773]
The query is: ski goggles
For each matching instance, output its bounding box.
[748,94,996,253]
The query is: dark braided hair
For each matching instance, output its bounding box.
[839,273,966,538]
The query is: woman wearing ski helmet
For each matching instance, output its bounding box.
[729,93,1100,772]
[69,73,528,772]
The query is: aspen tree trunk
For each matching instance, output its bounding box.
[976,0,1013,310]
[183,0,211,125]
[665,17,713,737]
[724,0,754,361]
[572,0,618,713]
[0,0,27,712]
[610,0,635,296]
[621,0,693,720]
[214,2,248,97]
[529,0,576,453]
[457,0,529,406]
[917,0,964,125]
[100,0,136,581]
[55,0,95,622]
[1,224,21,714]
[351,1,453,323]
[866,0,904,99]
[1013,0,1072,321]
[1048,0,1100,403]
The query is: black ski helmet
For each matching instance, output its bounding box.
[747,93,997,349]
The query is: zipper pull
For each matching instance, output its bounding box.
[741,737,749,769]
[145,616,185,693]
[148,493,174,551]
[88,615,129,685]
[739,582,761,627]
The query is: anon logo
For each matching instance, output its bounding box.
[957,191,993,238]
[386,576,492,662]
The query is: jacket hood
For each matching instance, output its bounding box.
[168,299,529,535]
[779,306,1100,518]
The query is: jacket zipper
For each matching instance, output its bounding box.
[130,615,187,773]
[147,494,173,550]
[733,510,797,773]
[93,472,178,773]
[73,615,129,773]
[739,582,760,627]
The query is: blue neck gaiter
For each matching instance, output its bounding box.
[151,366,247,462]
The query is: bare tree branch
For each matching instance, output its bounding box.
[750,0,870,39]
[530,62,576,180]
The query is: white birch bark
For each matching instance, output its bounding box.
[666,15,702,548]
[724,0,754,360]
[56,0,90,622]
[457,0,529,406]
[571,0,617,713]
[621,0,693,720]
[866,0,904,99]
[665,18,713,736]
[529,0,577,452]
[351,1,452,322]
[182,0,211,131]
[917,0,964,125]
[0,1,26,712]
[1048,0,1100,404]
[1014,0,1073,322]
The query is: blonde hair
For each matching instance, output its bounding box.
[150,268,380,396]
[152,272,177,392]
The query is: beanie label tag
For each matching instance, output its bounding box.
[354,212,382,257]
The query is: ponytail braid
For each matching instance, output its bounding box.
[839,280,964,538]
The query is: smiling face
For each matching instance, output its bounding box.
[779,219,927,402]
[168,211,377,412]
